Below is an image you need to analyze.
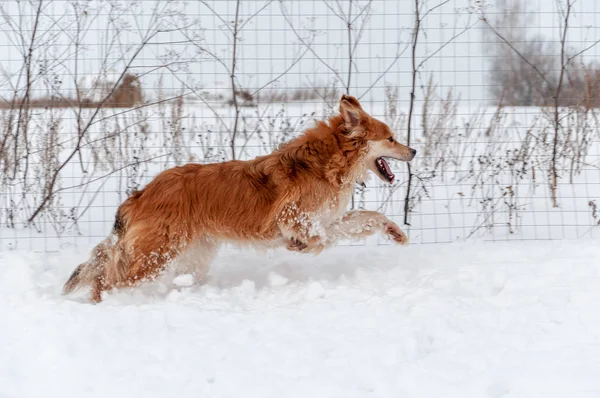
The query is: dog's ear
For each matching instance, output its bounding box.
[339,97,365,135]
[340,94,363,110]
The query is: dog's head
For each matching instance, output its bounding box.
[338,94,416,184]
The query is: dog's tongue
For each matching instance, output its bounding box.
[377,157,395,184]
[380,158,392,176]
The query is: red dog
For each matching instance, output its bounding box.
[64,95,416,302]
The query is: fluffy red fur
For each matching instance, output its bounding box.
[64,95,416,302]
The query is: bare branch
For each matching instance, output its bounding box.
[480,17,553,87]
[244,45,312,105]
[239,1,274,31]
[567,38,600,64]
[358,41,410,99]
[53,153,171,194]
[550,0,573,208]
[422,0,450,20]
[350,0,373,25]
[199,0,234,34]
[417,19,479,70]
[403,0,421,226]
[346,0,353,93]
[280,1,344,85]
[229,0,242,160]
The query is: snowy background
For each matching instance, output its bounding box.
[1,0,600,250]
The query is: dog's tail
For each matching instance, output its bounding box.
[63,237,113,295]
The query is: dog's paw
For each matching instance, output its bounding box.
[384,223,409,245]
[287,237,308,252]
[287,236,325,253]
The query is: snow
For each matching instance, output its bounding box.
[3,240,600,397]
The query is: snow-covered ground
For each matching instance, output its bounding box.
[2,240,600,398]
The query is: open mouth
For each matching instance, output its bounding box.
[375,157,395,184]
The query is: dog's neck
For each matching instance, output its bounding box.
[327,115,369,187]
[274,115,368,188]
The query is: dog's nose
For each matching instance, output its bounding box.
[410,148,417,156]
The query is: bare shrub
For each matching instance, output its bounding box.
[482,0,600,208]
[1,0,598,247]
[256,87,336,104]
[0,0,198,228]
[561,61,600,109]
[485,0,600,108]
[484,0,553,106]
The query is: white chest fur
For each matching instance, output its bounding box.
[312,187,353,234]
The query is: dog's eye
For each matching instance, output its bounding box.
[388,137,394,142]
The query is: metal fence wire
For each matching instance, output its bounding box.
[1,0,600,251]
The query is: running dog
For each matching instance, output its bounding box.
[64,95,416,302]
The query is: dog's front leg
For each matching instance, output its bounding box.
[277,206,325,254]
[327,210,408,245]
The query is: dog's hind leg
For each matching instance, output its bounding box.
[105,223,189,291]
[63,237,112,302]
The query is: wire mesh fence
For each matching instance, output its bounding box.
[1,0,600,252]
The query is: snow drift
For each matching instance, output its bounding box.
[2,240,600,397]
